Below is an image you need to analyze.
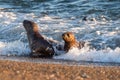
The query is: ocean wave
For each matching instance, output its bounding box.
[0,2,120,63]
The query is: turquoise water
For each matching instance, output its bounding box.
[0,0,120,62]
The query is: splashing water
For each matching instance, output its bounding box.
[0,41,30,56]
[54,46,120,63]
[0,0,120,63]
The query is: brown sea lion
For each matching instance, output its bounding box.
[23,20,54,58]
[62,32,85,52]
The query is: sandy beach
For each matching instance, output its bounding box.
[0,56,120,80]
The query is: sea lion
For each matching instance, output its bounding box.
[23,20,54,58]
[62,32,85,52]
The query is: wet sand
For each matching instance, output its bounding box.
[0,56,120,80]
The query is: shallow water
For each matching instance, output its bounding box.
[0,0,120,63]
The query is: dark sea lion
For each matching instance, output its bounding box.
[62,32,85,52]
[23,20,54,58]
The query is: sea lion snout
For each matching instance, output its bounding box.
[62,32,75,42]
[23,20,32,28]
[23,20,31,24]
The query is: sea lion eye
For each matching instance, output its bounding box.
[67,34,70,37]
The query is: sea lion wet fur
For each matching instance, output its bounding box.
[23,20,54,58]
[62,32,85,52]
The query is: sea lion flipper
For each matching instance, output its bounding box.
[79,41,85,49]
[46,38,64,51]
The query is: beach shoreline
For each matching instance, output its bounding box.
[0,56,120,80]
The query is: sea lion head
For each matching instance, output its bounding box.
[23,20,38,33]
[62,32,76,43]
[62,32,78,52]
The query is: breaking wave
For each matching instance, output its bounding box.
[0,0,120,63]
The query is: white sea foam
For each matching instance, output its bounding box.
[54,47,120,63]
[0,11,120,63]
[0,41,30,56]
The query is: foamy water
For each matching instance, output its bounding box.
[0,0,120,63]
[54,47,120,63]
[0,12,120,63]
